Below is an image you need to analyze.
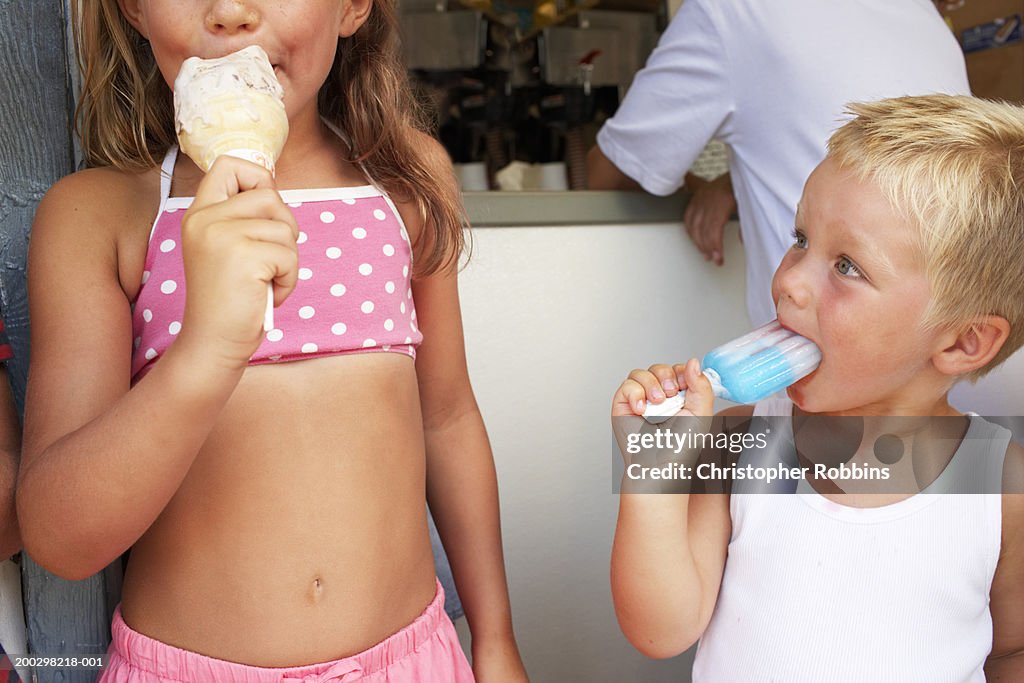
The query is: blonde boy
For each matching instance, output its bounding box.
[612,95,1024,680]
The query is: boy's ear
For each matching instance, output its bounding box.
[932,316,1011,378]
[117,0,149,38]
[340,0,373,37]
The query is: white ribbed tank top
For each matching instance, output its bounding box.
[692,397,1007,682]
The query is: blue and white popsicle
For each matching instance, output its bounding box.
[643,319,821,420]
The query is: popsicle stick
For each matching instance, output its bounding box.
[643,392,686,423]
[264,283,274,332]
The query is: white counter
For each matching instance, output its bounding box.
[456,220,747,682]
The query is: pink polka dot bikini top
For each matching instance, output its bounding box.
[130,147,422,384]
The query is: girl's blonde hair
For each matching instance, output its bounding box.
[828,94,1024,380]
[71,0,465,276]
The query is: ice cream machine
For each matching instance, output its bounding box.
[399,2,663,189]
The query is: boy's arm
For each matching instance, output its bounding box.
[0,364,21,559]
[610,362,737,658]
[986,441,1024,680]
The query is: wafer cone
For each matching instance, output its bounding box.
[174,46,288,174]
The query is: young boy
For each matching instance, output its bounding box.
[611,95,1024,681]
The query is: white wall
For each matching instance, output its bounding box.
[455,222,747,682]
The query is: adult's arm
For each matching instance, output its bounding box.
[588,0,736,196]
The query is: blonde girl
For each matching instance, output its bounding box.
[18,0,528,680]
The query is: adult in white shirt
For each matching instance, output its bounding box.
[588,0,1024,416]
[587,0,969,327]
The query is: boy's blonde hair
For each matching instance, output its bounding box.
[828,95,1024,380]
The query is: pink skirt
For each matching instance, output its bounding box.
[100,579,474,682]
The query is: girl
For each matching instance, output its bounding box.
[17,0,528,681]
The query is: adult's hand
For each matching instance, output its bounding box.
[683,172,736,266]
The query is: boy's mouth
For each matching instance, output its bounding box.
[777,317,809,342]
[776,317,824,377]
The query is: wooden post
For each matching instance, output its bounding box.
[1,2,120,681]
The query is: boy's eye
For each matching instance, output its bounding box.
[791,229,808,249]
[835,256,863,278]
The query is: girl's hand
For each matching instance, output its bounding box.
[611,358,714,418]
[471,638,530,683]
[179,157,299,368]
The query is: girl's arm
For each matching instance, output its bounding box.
[413,268,526,680]
[986,441,1024,679]
[400,133,527,681]
[610,361,733,658]
[18,161,297,580]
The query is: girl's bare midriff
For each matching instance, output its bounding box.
[119,353,438,667]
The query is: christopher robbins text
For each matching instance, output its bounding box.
[626,461,891,483]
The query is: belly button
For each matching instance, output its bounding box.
[309,576,325,603]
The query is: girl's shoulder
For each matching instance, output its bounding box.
[34,165,160,255]
[390,128,459,254]
[405,127,454,170]
[39,165,159,226]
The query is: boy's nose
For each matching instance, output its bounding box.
[772,259,813,311]
[206,0,260,34]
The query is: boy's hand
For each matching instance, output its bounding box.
[612,359,715,475]
[179,156,299,369]
[612,359,714,418]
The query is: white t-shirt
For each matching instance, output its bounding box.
[597,0,970,325]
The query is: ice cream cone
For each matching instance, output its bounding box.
[174,46,288,174]
[173,46,288,331]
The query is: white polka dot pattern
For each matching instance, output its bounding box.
[130,190,422,382]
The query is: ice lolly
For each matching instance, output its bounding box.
[643,319,821,420]
[173,45,288,331]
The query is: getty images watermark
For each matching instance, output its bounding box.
[611,414,1022,495]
